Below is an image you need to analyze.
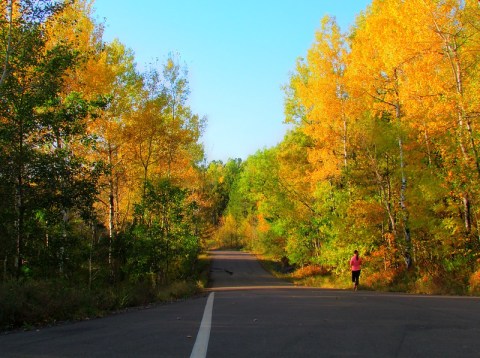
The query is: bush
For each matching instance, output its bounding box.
[469,270,480,295]
[363,270,398,290]
[291,265,330,279]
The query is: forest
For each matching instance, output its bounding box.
[1,0,480,330]
[0,0,216,328]
[213,0,480,295]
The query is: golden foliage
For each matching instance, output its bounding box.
[469,270,480,295]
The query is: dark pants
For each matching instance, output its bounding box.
[352,270,361,285]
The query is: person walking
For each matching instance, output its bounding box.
[350,250,362,291]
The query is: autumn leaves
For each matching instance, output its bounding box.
[217,0,480,292]
[0,0,206,283]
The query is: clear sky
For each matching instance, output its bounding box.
[92,0,371,162]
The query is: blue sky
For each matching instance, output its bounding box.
[93,1,371,162]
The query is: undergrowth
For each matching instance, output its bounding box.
[0,254,211,332]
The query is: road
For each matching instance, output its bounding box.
[1,250,480,357]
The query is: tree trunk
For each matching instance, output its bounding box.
[15,118,25,279]
[463,192,472,234]
[89,223,96,290]
[394,68,412,269]
[342,108,348,173]
[15,179,24,278]
[398,136,411,268]
[108,146,115,268]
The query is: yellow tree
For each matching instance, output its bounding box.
[44,0,105,98]
[157,55,205,188]
[125,95,166,204]
[289,16,349,183]
[346,0,422,267]
[404,0,480,276]
[45,1,147,272]
[124,55,205,225]
[409,0,480,236]
[285,16,364,268]
[346,0,480,270]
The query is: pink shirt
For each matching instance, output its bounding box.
[350,255,362,271]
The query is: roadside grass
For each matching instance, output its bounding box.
[258,254,477,296]
[256,253,347,289]
[0,254,212,332]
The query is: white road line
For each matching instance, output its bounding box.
[190,292,215,358]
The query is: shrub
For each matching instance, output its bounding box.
[469,270,480,295]
[291,265,329,279]
[363,270,397,290]
[0,254,210,331]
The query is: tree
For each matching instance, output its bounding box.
[289,16,350,183]
[0,0,103,278]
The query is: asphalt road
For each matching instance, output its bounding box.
[1,250,480,357]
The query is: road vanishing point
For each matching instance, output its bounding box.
[1,250,480,357]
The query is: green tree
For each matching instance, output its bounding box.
[0,0,103,278]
